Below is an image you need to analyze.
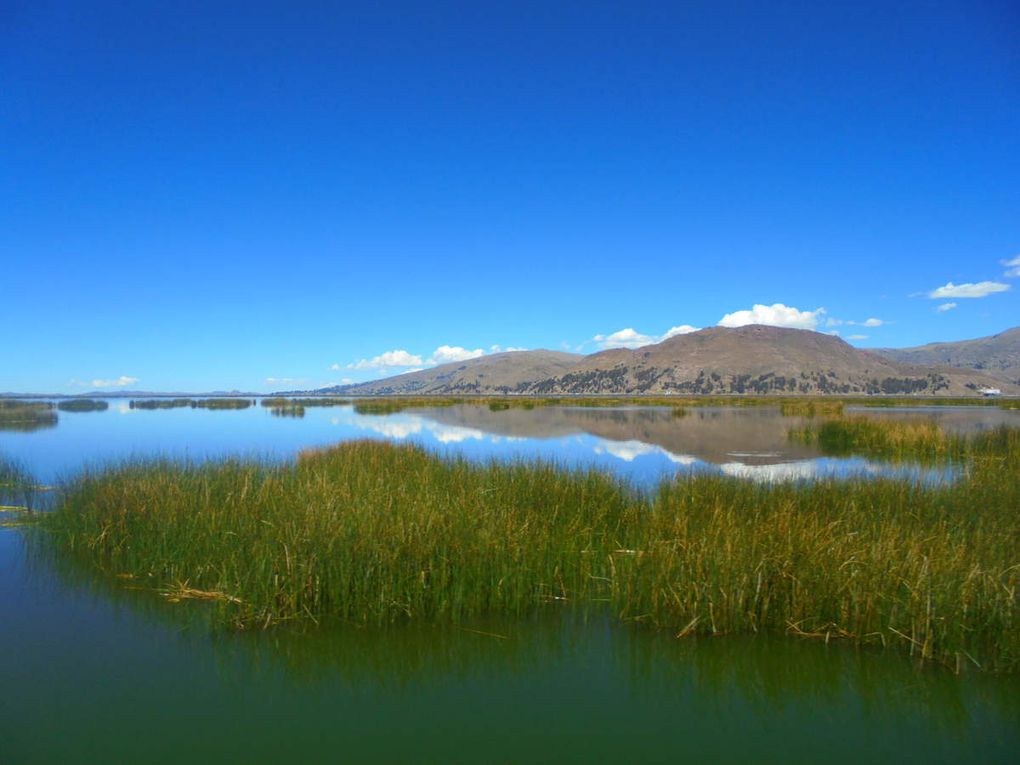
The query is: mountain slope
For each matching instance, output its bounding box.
[519,325,1010,395]
[321,351,583,395]
[873,327,1020,384]
[313,326,1017,397]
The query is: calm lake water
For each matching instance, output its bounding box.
[2,401,1018,763]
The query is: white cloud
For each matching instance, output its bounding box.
[928,281,1010,299]
[593,439,698,465]
[347,350,424,370]
[1002,255,1020,278]
[719,460,821,482]
[661,325,700,339]
[593,324,700,350]
[429,424,487,443]
[341,342,525,374]
[428,345,485,365]
[936,302,957,313]
[594,328,656,349]
[718,303,824,330]
[88,376,139,388]
[827,317,884,329]
[847,334,868,340]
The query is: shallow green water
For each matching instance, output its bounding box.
[3,523,1018,764]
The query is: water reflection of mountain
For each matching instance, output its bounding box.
[413,406,822,466]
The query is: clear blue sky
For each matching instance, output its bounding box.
[3,1,1018,393]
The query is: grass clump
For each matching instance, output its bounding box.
[42,423,1020,672]
[57,399,109,413]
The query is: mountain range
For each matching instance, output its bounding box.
[873,327,1020,384]
[312,325,1019,397]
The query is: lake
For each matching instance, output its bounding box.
[1,400,1018,763]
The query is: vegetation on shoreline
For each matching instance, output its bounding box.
[41,418,1020,672]
[287,394,1019,416]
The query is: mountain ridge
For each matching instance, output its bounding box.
[873,327,1020,385]
[312,325,1019,397]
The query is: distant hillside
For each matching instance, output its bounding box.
[873,327,1020,385]
[318,351,583,396]
[521,325,1012,396]
[310,326,1017,397]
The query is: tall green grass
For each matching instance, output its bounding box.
[788,416,1018,462]
[42,421,1020,671]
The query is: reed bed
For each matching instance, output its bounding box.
[129,399,194,410]
[779,400,844,417]
[342,394,1018,415]
[788,416,1018,462]
[0,400,58,431]
[260,397,352,408]
[41,420,1020,672]
[56,399,109,413]
[128,398,253,410]
[269,405,306,418]
[0,453,46,512]
[191,398,253,410]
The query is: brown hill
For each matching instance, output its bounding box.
[316,326,1018,397]
[873,327,1020,385]
[331,350,582,396]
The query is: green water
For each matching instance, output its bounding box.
[2,525,1018,764]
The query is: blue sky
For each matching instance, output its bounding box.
[3,1,1018,393]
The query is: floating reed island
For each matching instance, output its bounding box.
[39,417,1020,673]
[56,399,109,413]
[0,400,58,432]
[128,398,254,410]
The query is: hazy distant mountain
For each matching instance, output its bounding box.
[318,351,583,395]
[873,327,1020,385]
[310,326,1017,397]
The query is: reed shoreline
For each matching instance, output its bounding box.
[36,417,1020,673]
